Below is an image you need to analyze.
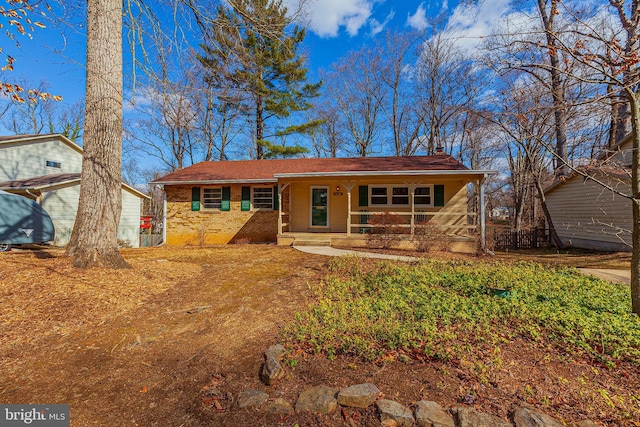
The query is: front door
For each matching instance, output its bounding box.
[310,187,329,227]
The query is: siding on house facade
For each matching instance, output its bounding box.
[0,134,148,248]
[546,172,632,251]
[155,154,494,249]
[164,179,470,246]
[0,134,83,181]
[545,134,633,251]
[165,184,280,245]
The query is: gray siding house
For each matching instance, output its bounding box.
[0,134,148,247]
[545,136,633,251]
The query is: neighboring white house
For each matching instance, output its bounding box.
[0,134,148,248]
[545,135,632,251]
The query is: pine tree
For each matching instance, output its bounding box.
[198,0,321,159]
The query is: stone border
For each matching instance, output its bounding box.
[235,345,601,426]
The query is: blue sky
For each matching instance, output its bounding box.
[1,0,513,111]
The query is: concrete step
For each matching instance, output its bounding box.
[292,239,332,247]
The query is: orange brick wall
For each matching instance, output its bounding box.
[165,184,278,245]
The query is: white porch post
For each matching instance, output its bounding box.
[343,181,356,237]
[277,183,286,236]
[410,185,416,235]
[347,190,352,236]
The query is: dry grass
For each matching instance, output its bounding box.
[0,245,636,426]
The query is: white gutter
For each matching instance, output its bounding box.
[274,170,498,178]
[151,178,277,185]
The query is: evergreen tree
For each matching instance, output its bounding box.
[198,0,321,159]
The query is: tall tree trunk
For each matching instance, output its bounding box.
[628,91,640,315]
[616,94,631,143]
[66,0,129,269]
[256,94,264,159]
[537,0,568,178]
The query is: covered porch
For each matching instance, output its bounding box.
[274,170,493,253]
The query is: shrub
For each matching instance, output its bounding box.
[366,212,406,249]
[413,221,450,252]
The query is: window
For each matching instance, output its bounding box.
[415,186,433,206]
[370,187,388,205]
[253,187,274,209]
[46,160,61,168]
[391,187,409,205]
[370,186,409,206]
[369,185,435,206]
[203,188,222,209]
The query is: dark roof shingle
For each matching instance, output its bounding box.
[152,155,470,184]
[0,173,81,189]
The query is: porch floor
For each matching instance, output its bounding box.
[278,232,477,253]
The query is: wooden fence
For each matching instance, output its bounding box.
[491,228,547,250]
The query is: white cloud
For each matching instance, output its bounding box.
[441,0,513,51]
[370,10,395,36]
[407,3,428,31]
[287,0,376,37]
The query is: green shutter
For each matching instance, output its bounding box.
[241,186,251,211]
[273,185,279,210]
[358,185,368,207]
[434,185,445,207]
[221,186,231,211]
[191,187,200,211]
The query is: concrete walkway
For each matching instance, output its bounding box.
[577,268,631,285]
[293,245,418,262]
[295,246,632,284]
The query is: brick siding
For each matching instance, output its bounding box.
[165,184,278,245]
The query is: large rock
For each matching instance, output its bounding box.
[265,344,286,360]
[513,407,564,427]
[237,388,269,409]
[263,398,295,415]
[337,383,381,408]
[415,401,455,427]
[259,355,284,385]
[376,399,415,427]
[295,385,338,415]
[451,406,513,427]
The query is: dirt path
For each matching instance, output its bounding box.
[0,247,326,426]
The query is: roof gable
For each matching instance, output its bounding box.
[0,133,83,155]
[152,155,478,184]
[0,173,149,199]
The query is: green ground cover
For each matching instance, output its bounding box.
[285,256,640,366]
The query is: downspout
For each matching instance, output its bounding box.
[25,188,39,201]
[162,190,167,245]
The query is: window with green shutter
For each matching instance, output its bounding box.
[191,187,200,211]
[358,185,368,207]
[241,186,251,211]
[434,185,445,207]
[203,188,222,209]
[273,185,279,210]
[221,186,231,211]
[253,187,274,209]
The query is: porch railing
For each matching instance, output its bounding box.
[349,211,476,236]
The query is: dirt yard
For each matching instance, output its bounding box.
[0,245,637,426]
